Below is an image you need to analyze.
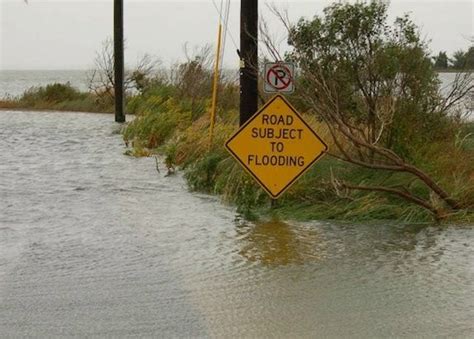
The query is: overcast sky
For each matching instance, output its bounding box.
[1,0,472,70]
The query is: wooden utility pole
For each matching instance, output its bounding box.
[114,0,125,123]
[239,0,258,126]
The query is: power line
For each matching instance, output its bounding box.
[211,0,239,53]
[220,0,232,67]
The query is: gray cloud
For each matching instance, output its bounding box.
[1,0,472,70]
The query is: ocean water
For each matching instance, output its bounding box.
[0,70,472,119]
[0,70,89,98]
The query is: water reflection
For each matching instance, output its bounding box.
[367,223,442,256]
[235,219,326,266]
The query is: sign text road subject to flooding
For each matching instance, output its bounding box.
[225,95,328,199]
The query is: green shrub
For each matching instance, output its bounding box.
[20,83,84,105]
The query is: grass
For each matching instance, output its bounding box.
[0,83,113,113]
[122,82,474,223]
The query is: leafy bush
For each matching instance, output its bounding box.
[20,83,85,105]
[284,1,473,218]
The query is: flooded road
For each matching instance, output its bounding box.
[1,111,473,337]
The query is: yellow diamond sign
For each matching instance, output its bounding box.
[225,95,328,199]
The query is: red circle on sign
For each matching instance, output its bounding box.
[266,64,293,90]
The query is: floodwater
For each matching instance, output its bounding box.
[0,111,473,337]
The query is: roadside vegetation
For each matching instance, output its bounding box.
[0,82,113,113]
[2,2,472,223]
[124,2,473,223]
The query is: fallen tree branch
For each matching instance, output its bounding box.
[339,182,441,217]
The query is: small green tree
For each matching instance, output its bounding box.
[284,1,473,218]
[451,50,467,69]
[465,47,474,69]
[433,51,449,69]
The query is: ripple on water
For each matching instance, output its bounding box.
[0,111,473,337]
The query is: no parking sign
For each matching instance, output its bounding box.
[264,62,295,93]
